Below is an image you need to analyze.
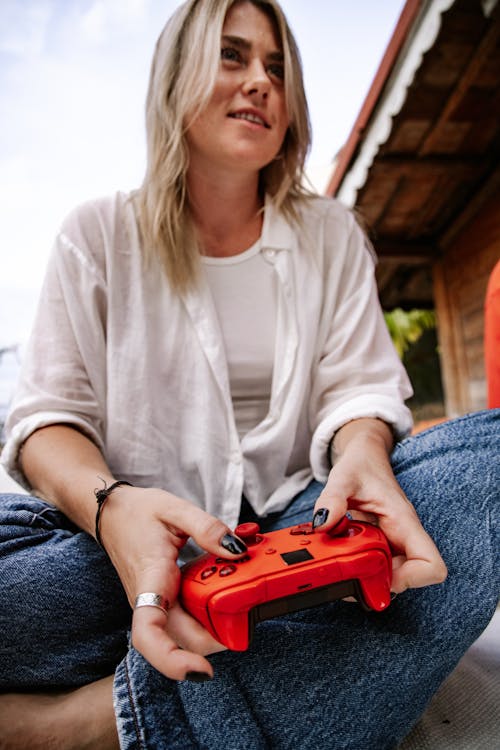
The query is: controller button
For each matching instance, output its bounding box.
[265,548,277,555]
[299,539,311,546]
[328,515,350,537]
[201,566,217,580]
[219,565,237,577]
[234,522,261,546]
[216,554,250,564]
[347,526,362,537]
[236,554,251,563]
[290,523,314,535]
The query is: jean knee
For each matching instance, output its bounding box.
[0,493,79,553]
[0,494,130,689]
[393,409,499,468]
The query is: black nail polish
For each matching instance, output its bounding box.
[312,508,329,530]
[185,671,213,683]
[220,533,247,555]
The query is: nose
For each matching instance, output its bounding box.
[242,59,271,101]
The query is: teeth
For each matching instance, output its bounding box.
[232,112,267,127]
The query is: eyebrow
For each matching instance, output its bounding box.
[221,34,284,61]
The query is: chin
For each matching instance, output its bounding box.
[230,149,279,173]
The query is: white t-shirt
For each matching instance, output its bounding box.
[202,240,277,439]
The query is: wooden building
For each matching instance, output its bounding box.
[326,0,500,417]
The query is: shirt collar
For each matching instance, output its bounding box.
[261,195,295,252]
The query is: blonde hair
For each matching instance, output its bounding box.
[135,0,312,290]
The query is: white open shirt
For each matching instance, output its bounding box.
[2,193,413,537]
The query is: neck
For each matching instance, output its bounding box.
[187,167,264,257]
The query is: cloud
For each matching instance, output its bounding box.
[0,0,54,56]
[80,0,152,44]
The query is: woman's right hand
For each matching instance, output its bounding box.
[98,485,247,682]
[20,425,237,681]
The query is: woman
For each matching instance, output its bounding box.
[0,1,498,748]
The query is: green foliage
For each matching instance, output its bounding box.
[384,308,437,359]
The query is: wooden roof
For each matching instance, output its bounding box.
[327,0,500,310]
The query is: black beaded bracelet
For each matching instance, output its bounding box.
[94,479,133,548]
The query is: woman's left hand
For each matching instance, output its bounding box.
[312,419,447,593]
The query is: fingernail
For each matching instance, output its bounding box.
[220,533,247,555]
[184,671,213,683]
[312,508,329,529]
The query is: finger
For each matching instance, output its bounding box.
[158,495,248,559]
[345,488,448,591]
[311,475,354,531]
[346,509,379,525]
[381,511,448,592]
[389,537,448,592]
[132,553,226,681]
[165,602,227,656]
[314,478,447,591]
[132,605,215,682]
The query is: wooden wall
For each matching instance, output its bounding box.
[433,192,500,416]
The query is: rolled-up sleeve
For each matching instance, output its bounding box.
[308,211,413,482]
[2,223,107,485]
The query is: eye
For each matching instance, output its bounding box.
[267,63,284,82]
[221,47,242,64]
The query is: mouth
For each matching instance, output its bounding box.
[228,110,270,129]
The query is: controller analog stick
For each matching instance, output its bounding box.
[235,522,261,546]
[328,515,351,537]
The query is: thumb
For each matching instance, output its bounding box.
[312,475,354,532]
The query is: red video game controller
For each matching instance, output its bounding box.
[179,517,392,650]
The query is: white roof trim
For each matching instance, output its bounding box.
[337,0,456,208]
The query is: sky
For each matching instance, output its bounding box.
[0,0,406,349]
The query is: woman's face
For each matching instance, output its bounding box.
[185,1,289,179]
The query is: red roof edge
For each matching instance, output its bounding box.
[325,0,424,198]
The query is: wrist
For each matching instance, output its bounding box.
[330,418,393,464]
[94,479,134,549]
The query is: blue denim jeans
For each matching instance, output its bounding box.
[0,410,499,749]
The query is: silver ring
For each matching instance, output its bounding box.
[134,592,170,616]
